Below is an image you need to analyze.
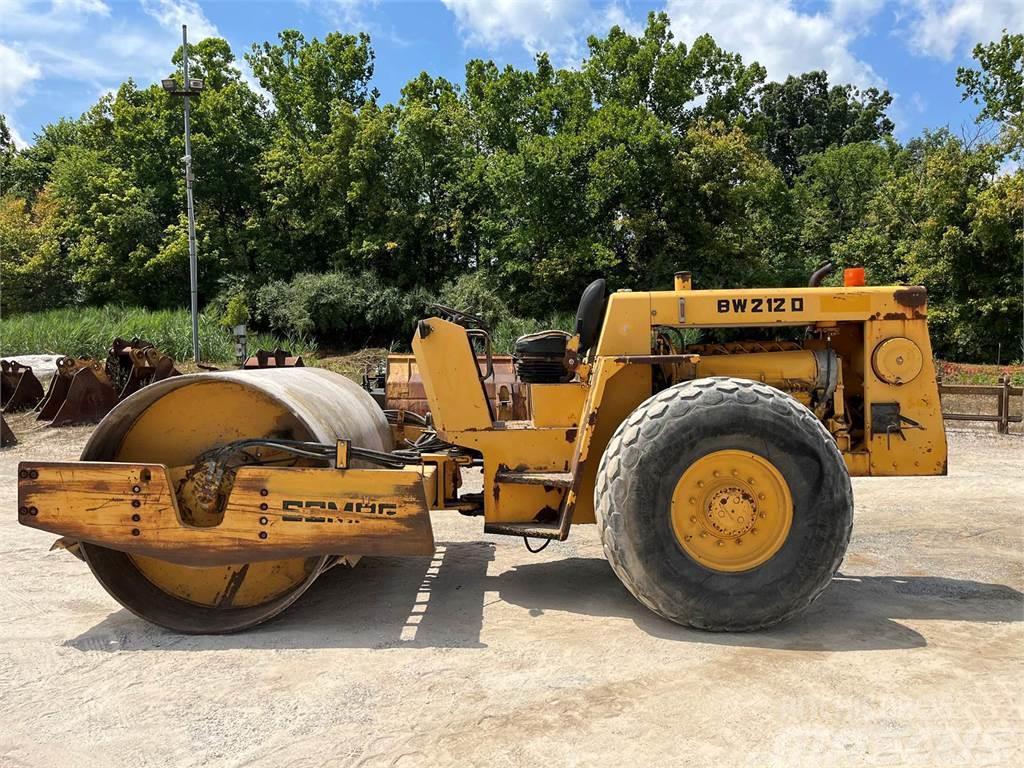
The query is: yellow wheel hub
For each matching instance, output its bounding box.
[670,450,793,572]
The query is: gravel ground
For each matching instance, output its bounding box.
[0,418,1021,768]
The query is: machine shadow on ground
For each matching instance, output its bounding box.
[491,557,1024,652]
[67,546,1023,654]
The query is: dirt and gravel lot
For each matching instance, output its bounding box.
[0,416,1021,768]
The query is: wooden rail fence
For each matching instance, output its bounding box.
[938,374,1022,434]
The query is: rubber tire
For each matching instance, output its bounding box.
[595,376,853,631]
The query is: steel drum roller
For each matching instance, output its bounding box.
[76,368,391,633]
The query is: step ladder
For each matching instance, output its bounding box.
[485,468,575,540]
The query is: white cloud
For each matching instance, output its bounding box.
[439,0,889,85]
[599,2,645,37]
[831,0,888,22]
[0,0,108,33]
[665,0,886,88]
[0,42,43,111]
[900,0,1024,60]
[1,1,224,145]
[140,0,220,41]
[441,0,596,61]
[321,0,375,26]
[52,0,110,14]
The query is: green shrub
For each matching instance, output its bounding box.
[434,271,510,330]
[252,271,426,349]
[223,294,249,328]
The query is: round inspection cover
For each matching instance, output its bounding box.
[872,337,923,385]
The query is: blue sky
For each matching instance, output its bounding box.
[2,1,1021,148]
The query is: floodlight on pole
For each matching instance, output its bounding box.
[164,25,202,364]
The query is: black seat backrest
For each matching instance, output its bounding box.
[574,278,607,354]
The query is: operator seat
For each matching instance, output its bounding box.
[513,279,607,383]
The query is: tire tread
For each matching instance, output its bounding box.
[595,376,853,631]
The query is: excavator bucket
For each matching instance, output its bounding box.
[36,367,72,423]
[1,415,16,447]
[107,337,181,400]
[48,367,119,427]
[1,361,45,412]
[37,357,118,427]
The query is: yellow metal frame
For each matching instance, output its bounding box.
[410,281,946,533]
[18,461,436,566]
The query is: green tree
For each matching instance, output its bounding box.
[837,131,1018,360]
[752,71,894,181]
[246,29,375,137]
[672,121,794,288]
[794,141,895,271]
[0,114,14,189]
[957,30,1023,156]
[0,190,72,313]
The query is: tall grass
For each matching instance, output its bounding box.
[0,306,316,362]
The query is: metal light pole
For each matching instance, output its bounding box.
[162,25,204,364]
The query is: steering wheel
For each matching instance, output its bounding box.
[425,303,486,328]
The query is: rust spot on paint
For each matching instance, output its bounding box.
[893,287,927,308]
[565,428,578,443]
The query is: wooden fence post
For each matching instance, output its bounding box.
[998,374,1010,435]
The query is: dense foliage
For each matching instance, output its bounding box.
[1,16,1020,362]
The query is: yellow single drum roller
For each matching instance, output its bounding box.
[75,368,391,633]
[18,271,950,635]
